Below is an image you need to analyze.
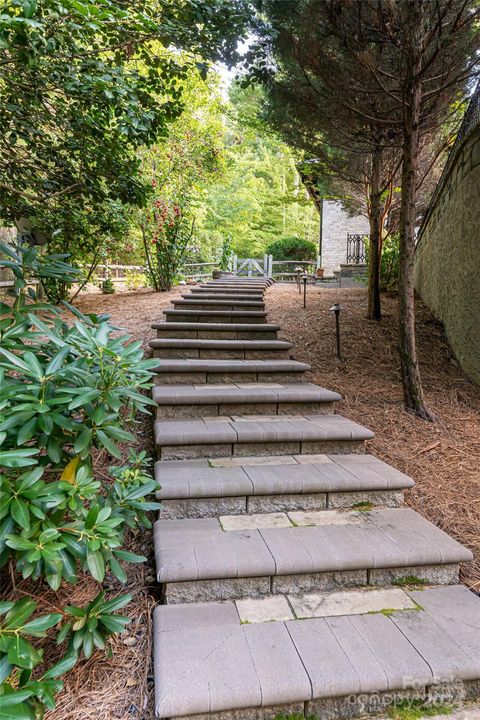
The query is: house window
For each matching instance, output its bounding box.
[346,234,369,264]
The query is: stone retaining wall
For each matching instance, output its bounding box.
[415,126,480,385]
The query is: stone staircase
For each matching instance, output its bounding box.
[151,278,480,720]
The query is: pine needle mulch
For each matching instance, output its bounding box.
[265,283,480,591]
[8,283,476,720]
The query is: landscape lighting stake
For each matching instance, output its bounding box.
[302,275,308,308]
[329,303,342,358]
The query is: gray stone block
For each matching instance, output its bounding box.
[160,496,247,519]
[328,490,404,508]
[160,443,232,461]
[247,493,327,513]
[306,688,426,720]
[368,563,460,586]
[175,702,305,720]
[272,570,368,595]
[164,577,272,603]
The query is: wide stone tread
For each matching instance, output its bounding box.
[163,310,268,323]
[190,288,265,296]
[173,299,265,307]
[152,322,279,333]
[153,584,480,718]
[150,339,292,354]
[154,453,414,500]
[153,359,310,373]
[154,507,472,584]
[152,382,340,407]
[181,293,265,301]
[154,413,374,448]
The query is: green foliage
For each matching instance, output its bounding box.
[266,236,317,261]
[387,699,453,719]
[219,236,234,271]
[380,234,400,292]
[143,203,194,291]
[0,0,250,279]
[0,243,160,716]
[137,67,226,289]
[125,270,146,291]
[100,278,115,295]
[0,593,132,718]
[196,83,318,258]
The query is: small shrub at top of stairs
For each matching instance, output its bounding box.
[100,277,115,294]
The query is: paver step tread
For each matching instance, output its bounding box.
[164,310,268,318]
[153,584,480,717]
[154,413,374,447]
[154,453,414,499]
[152,382,340,406]
[152,322,280,332]
[150,339,292,350]
[153,359,310,373]
[174,298,265,304]
[154,507,472,583]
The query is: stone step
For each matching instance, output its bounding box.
[152,322,280,340]
[153,584,480,719]
[149,338,292,360]
[204,279,273,286]
[154,413,374,460]
[172,299,266,311]
[152,382,340,419]
[191,287,265,296]
[153,359,311,384]
[154,453,414,518]
[163,309,268,324]
[153,507,472,603]
[181,293,265,301]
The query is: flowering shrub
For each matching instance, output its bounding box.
[141,197,194,291]
[0,242,159,718]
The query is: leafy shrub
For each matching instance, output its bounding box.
[142,201,194,291]
[125,270,146,291]
[0,242,159,717]
[380,234,400,292]
[100,277,115,294]
[265,236,317,261]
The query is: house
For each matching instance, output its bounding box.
[298,163,370,277]
[319,199,370,277]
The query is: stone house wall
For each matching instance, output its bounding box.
[414,125,480,385]
[321,200,370,276]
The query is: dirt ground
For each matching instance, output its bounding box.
[35,282,479,719]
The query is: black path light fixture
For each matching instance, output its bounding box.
[329,303,343,359]
[302,274,308,308]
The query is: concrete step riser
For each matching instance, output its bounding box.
[160,489,405,519]
[156,330,278,340]
[157,439,366,461]
[155,402,336,419]
[161,564,461,604]
[152,349,291,359]
[154,371,307,384]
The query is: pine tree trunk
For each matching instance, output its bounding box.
[368,147,382,321]
[398,19,434,421]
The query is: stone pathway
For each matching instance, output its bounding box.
[150,278,480,720]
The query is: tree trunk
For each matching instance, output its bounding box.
[398,18,434,420]
[367,146,382,321]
